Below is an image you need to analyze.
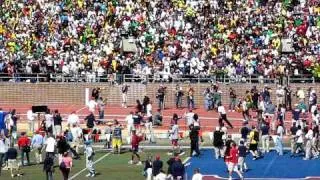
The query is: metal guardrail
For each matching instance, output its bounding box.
[0,73,316,84]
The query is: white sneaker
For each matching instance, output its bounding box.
[128,160,133,164]
[90,173,96,177]
[86,173,91,177]
[136,161,142,165]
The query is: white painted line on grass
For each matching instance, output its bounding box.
[69,152,111,180]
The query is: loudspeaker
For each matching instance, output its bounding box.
[32,106,48,113]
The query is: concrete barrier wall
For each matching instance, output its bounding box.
[0,82,317,107]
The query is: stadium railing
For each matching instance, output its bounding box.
[0,73,316,84]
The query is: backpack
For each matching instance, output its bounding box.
[253,131,259,141]
[59,161,66,169]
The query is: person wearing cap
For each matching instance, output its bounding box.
[17,132,31,166]
[31,130,44,164]
[84,139,96,177]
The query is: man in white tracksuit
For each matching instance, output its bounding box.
[85,140,96,177]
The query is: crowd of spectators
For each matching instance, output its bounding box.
[0,0,320,82]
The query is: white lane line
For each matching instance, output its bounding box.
[183,157,191,164]
[75,106,87,113]
[68,152,111,180]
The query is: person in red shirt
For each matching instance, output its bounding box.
[225,142,243,180]
[129,130,144,165]
[17,132,31,166]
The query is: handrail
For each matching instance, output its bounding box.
[0,73,317,84]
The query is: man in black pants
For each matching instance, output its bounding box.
[217,102,233,128]
[189,125,200,157]
[285,86,292,110]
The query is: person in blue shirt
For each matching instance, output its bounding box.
[31,131,44,164]
[0,109,8,131]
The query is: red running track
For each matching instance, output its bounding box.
[0,104,299,132]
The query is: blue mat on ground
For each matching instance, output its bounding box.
[186,149,320,179]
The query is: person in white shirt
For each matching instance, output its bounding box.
[44,133,56,158]
[217,102,233,129]
[154,170,167,180]
[27,109,36,133]
[304,128,313,160]
[192,168,203,180]
[70,124,83,154]
[292,125,305,157]
[67,112,80,127]
[87,98,97,113]
[146,102,153,118]
[276,85,285,108]
[126,112,134,136]
[185,109,195,127]
[0,134,9,175]
[296,88,305,103]
[169,120,180,153]
[121,84,129,108]
[45,111,54,134]
[275,125,284,156]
